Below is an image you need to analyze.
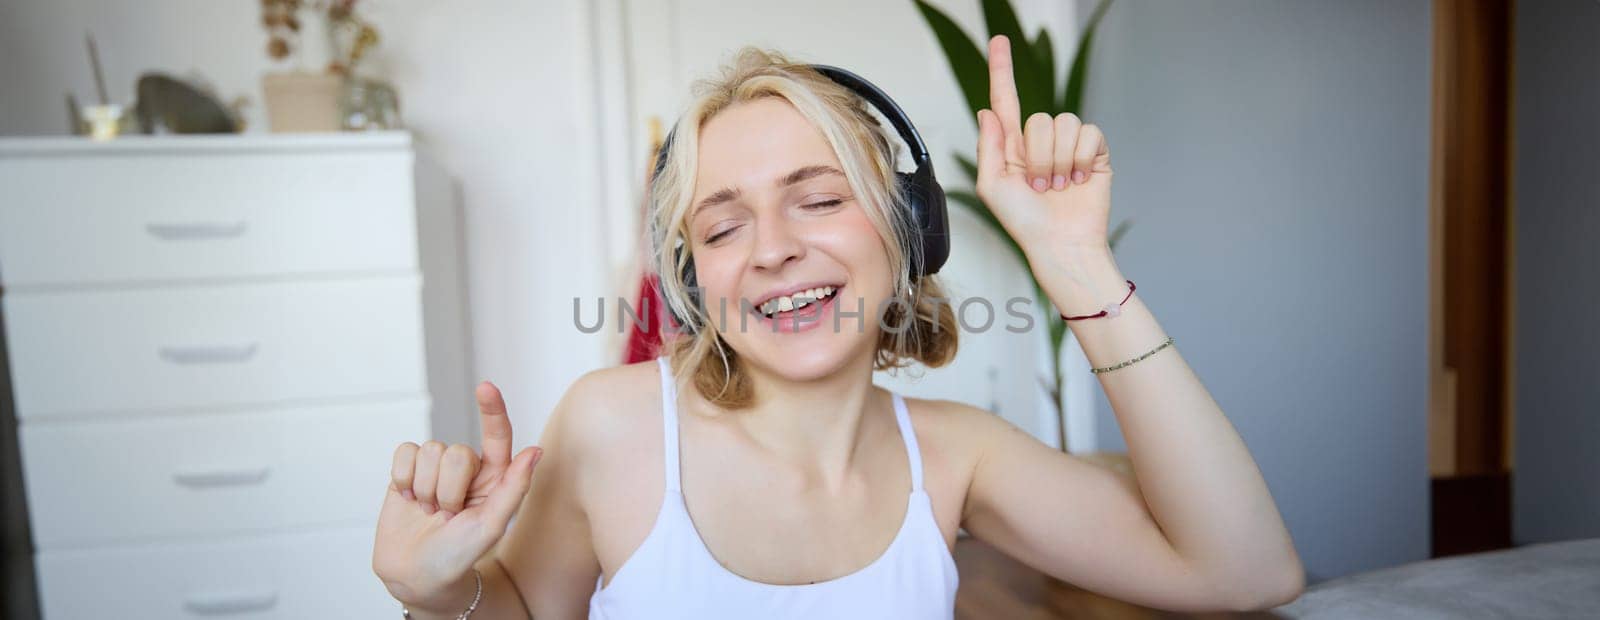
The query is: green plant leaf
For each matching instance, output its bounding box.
[946,188,1029,270]
[1032,282,1066,389]
[914,0,990,122]
[945,189,1001,235]
[1033,28,1056,110]
[954,153,979,184]
[1108,216,1134,251]
[981,0,1051,117]
[1063,0,1115,114]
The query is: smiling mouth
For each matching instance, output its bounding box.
[753,285,841,320]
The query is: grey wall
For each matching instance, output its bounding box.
[1513,0,1600,545]
[1079,1,1432,580]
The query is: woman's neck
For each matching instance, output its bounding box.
[725,350,885,489]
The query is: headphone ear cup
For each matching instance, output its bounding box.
[653,127,676,183]
[897,168,949,278]
[683,258,699,304]
[657,126,701,332]
[675,254,700,330]
[895,171,923,276]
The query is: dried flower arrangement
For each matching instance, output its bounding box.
[260,0,306,61]
[260,0,380,75]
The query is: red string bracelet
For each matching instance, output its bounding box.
[1061,280,1136,321]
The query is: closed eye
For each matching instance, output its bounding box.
[704,198,849,243]
[803,198,846,210]
[706,227,736,244]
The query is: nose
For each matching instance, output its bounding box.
[748,212,805,273]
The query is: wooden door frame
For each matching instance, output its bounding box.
[1428,0,1515,557]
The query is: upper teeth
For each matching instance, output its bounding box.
[760,286,836,316]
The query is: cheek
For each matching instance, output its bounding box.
[695,257,742,304]
[818,208,894,287]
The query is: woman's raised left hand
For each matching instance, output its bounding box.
[973,34,1120,313]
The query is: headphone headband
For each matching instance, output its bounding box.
[807,65,932,169]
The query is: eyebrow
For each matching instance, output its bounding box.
[692,165,845,215]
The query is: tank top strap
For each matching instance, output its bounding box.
[657,356,681,492]
[890,392,925,492]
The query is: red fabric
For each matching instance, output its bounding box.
[623,273,669,364]
[623,124,673,365]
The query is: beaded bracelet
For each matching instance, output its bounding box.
[1091,336,1175,374]
[402,569,481,619]
[1062,280,1136,321]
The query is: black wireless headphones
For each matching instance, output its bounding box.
[657,64,949,331]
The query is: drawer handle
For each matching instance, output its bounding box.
[159,343,258,365]
[173,467,271,488]
[182,590,278,615]
[146,221,249,241]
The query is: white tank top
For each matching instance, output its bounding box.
[587,356,959,619]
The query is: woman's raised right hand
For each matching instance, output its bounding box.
[373,380,543,610]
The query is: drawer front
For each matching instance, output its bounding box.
[4,276,427,419]
[21,398,430,548]
[0,148,418,287]
[36,526,400,619]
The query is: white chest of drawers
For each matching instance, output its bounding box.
[0,132,472,619]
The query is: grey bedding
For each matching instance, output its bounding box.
[1277,538,1600,619]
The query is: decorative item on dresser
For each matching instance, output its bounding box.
[0,131,472,619]
[259,0,400,133]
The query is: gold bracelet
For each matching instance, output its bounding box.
[1091,336,1175,374]
[402,569,481,619]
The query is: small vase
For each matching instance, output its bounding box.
[261,71,342,133]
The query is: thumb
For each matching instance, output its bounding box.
[480,446,542,529]
[975,109,1008,186]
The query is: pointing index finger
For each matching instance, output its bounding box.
[987,35,1023,150]
[477,381,514,468]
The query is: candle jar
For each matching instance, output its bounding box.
[338,78,401,131]
[82,103,127,141]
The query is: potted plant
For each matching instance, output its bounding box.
[915,0,1127,458]
[259,0,390,132]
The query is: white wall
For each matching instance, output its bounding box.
[1512,0,1600,546]
[1077,0,1433,580]
[2,0,1445,585]
[0,0,609,441]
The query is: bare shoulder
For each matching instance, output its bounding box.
[541,359,665,505]
[493,360,665,613]
[895,394,1032,533]
[899,394,1026,456]
[546,359,663,449]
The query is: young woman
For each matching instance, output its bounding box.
[373,36,1303,619]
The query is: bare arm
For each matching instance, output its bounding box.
[962,279,1303,610]
[404,555,528,620]
[962,34,1303,612]
[492,376,604,619]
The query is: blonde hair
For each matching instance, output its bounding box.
[649,47,958,409]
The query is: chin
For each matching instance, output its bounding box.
[740,337,860,383]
